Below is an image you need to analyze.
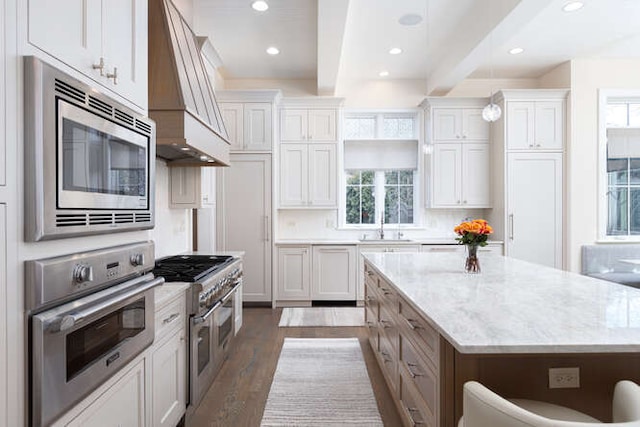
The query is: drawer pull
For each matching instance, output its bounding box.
[366,321,375,327]
[380,287,392,296]
[407,408,425,426]
[380,320,392,329]
[406,362,424,378]
[366,270,374,276]
[366,296,374,302]
[162,313,180,325]
[405,318,423,330]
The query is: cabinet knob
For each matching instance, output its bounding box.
[456,135,461,139]
[106,66,118,85]
[463,200,467,204]
[309,134,313,140]
[457,200,461,204]
[92,57,105,76]
[529,144,534,147]
[463,134,467,139]
[536,143,541,147]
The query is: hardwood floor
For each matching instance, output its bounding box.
[187,307,402,427]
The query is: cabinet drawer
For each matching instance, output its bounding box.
[378,331,397,392]
[378,278,397,312]
[399,334,438,420]
[364,264,379,288]
[379,304,398,351]
[155,295,186,340]
[398,366,435,427]
[398,299,439,365]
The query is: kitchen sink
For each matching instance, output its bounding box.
[358,238,414,243]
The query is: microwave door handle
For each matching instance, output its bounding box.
[46,275,165,333]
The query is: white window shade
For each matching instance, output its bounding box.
[607,128,640,158]
[344,139,418,170]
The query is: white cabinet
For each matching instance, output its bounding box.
[277,246,311,300]
[506,101,564,151]
[28,0,148,109]
[312,246,357,300]
[169,167,216,209]
[281,109,337,141]
[431,143,490,208]
[63,360,146,427]
[507,152,563,268]
[432,108,488,141]
[279,143,337,208]
[151,329,186,427]
[220,102,273,151]
[217,154,272,302]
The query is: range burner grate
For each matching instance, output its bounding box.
[153,255,234,282]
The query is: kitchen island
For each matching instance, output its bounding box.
[363,252,640,427]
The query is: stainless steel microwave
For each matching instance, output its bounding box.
[24,57,156,241]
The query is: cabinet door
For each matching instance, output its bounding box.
[535,101,563,150]
[312,246,357,300]
[28,0,102,81]
[244,103,273,150]
[277,246,311,300]
[169,167,201,208]
[66,360,145,427]
[102,0,148,109]
[217,154,272,302]
[506,102,535,150]
[200,167,216,207]
[462,108,489,140]
[279,144,308,207]
[507,152,563,268]
[308,144,337,207]
[280,109,308,141]
[308,109,337,141]
[461,143,490,207]
[152,330,186,427]
[220,103,244,150]
[431,144,461,207]
[432,109,462,140]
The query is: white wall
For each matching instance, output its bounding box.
[336,79,427,108]
[567,58,640,272]
[538,61,571,89]
[447,78,539,97]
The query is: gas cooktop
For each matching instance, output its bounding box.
[153,255,235,282]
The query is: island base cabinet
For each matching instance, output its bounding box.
[61,360,146,427]
[151,329,186,427]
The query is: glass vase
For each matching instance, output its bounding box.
[465,244,481,274]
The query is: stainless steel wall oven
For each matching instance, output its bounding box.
[24,56,156,241]
[26,242,162,427]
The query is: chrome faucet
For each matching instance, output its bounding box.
[379,213,385,240]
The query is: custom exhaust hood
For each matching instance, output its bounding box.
[149,0,230,166]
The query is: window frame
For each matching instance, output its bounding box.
[339,109,422,229]
[598,89,640,241]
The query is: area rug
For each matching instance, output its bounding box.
[278,307,365,327]
[260,338,383,426]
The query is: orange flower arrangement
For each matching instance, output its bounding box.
[454,219,493,247]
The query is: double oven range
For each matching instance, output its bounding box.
[153,254,243,409]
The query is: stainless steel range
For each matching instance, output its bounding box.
[153,254,242,409]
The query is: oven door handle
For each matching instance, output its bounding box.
[221,282,242,304]
[46,275,165,333]
[193,301,222,325]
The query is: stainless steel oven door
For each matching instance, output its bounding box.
[190,301,219,408]
[30,274,163,427]
[215,287,236,358]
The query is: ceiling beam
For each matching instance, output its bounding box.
[317,0,351,96]
[426,0,555,96]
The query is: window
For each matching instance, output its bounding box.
[342,111,419,227]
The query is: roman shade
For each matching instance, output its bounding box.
[343,139,418,170]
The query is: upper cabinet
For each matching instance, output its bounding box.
[281,109,337,142]
[506,100,564,151]
[28,0,148,110]
[218,90,281,152]
[432,108,489,141]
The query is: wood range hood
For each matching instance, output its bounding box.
[149,0,230,167]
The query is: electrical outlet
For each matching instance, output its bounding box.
[548,367,580,389]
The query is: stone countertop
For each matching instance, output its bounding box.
[363,252,640,354]
[275,239,503,245]
[154,283,191,309]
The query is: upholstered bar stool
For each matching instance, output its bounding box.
[458,380,640,427]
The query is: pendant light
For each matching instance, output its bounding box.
[482,0,501,122]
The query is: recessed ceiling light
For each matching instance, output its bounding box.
[180,147,190,151]
[266,46,280,55]
[379,71,389,77]
[200,155,209,161]
[389,47,403,55]
[562,1,584,12]
[251,0,269,12]
[509,47,524,55]
[207,159,215,163]
[398,14,423,26]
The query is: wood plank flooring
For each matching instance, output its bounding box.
[187,307,402,427]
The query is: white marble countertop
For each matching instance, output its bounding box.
[363,252,640,354]
[154,283,190,309]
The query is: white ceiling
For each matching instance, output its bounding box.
[192,0,640,94]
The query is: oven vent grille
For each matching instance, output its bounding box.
[115,109,134,126]
[88,96,113,116]
[56,214,88,227]
[114,213,135,224]
[135,212,152,223]
[54,79,86,104]
[89,214,114,225]
[135,120,152,135]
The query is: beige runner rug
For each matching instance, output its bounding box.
[260,338,383,426]
[278,307,365,327]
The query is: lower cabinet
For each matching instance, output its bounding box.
[64,360,146,427]
[151,329,186,427]
[277,245,311,300]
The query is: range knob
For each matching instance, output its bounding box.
[73,264,94,284]
[130,253,145,267]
